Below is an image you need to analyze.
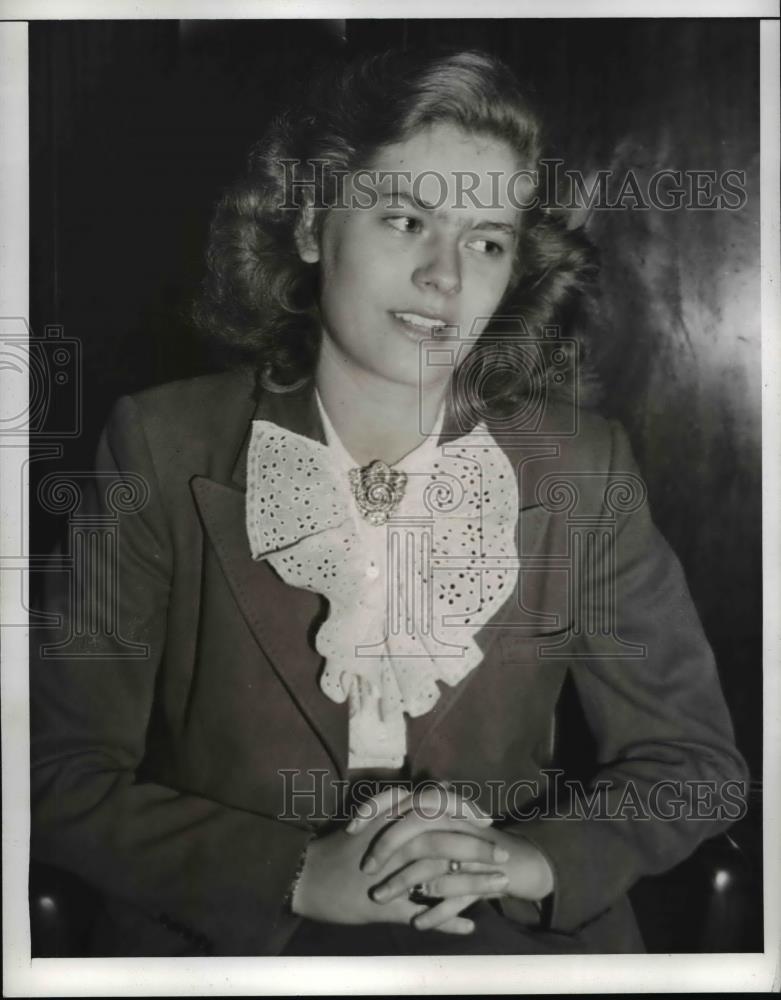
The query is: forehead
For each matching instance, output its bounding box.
[362,122,525,222]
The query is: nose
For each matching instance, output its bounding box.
[413,235,462,296]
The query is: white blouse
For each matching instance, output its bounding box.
[245,392,521,769]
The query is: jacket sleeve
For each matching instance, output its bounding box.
[30,395,314,956]
[500,419,750,935]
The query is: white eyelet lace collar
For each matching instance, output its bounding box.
[245,395,520,769]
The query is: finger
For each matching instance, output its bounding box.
[348,783,492,835]
[346,785,413,834]
[364,824,509,875]
[408,783,493,829]
[430,915,475,935]
[413,894,480,932]
[372,859,502,904]
[388,898,474,936]
[371,857,449,904]
[424,871,509,900]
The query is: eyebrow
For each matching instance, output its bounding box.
[381,187,518,236]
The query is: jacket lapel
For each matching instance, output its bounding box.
[191,381,350,779]
[191,377,552,780]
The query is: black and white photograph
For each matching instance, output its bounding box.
[1,2,779,995]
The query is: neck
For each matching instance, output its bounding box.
[315,346,447,467]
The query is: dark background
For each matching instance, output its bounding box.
[29,19,761,809]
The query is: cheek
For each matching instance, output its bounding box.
[325,230,388,294]
[319,213,360,273]
[319,252,378,329]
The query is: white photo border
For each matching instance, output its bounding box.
[2,3,779,995]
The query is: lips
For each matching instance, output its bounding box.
[390,311,454,338]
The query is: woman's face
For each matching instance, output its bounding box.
[297,123,523,396]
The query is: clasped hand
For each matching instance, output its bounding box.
[292,784,553,935]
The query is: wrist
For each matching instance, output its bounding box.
[492,829,554,902]
[289,840,315,916]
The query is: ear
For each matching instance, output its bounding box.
[294,203,320,264]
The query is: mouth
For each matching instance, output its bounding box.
[390,311,454,339]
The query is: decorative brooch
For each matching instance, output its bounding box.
[348,460,408,526]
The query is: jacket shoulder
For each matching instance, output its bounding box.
[490,401,642,512]
[553,404,621,472]
[494,400,623,472]
[128,369,256,427]
[106,369,257,481]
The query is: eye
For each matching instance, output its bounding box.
[385,215,424,234]
[468,237,505,256]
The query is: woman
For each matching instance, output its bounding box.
[30,46,748,957]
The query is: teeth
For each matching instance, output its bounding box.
[394,312,446,330]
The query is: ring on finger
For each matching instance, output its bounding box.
[448,859,462,874]
[408,883,439,906]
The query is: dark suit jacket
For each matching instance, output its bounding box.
[30,368,748,956]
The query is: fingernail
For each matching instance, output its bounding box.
[459,919,475,934]
[490,873,508,886]
[345,819,357,834]
[493,847,510,862]
[414,913,432,930]
[362,857,378,874]
[371,885,390,901]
